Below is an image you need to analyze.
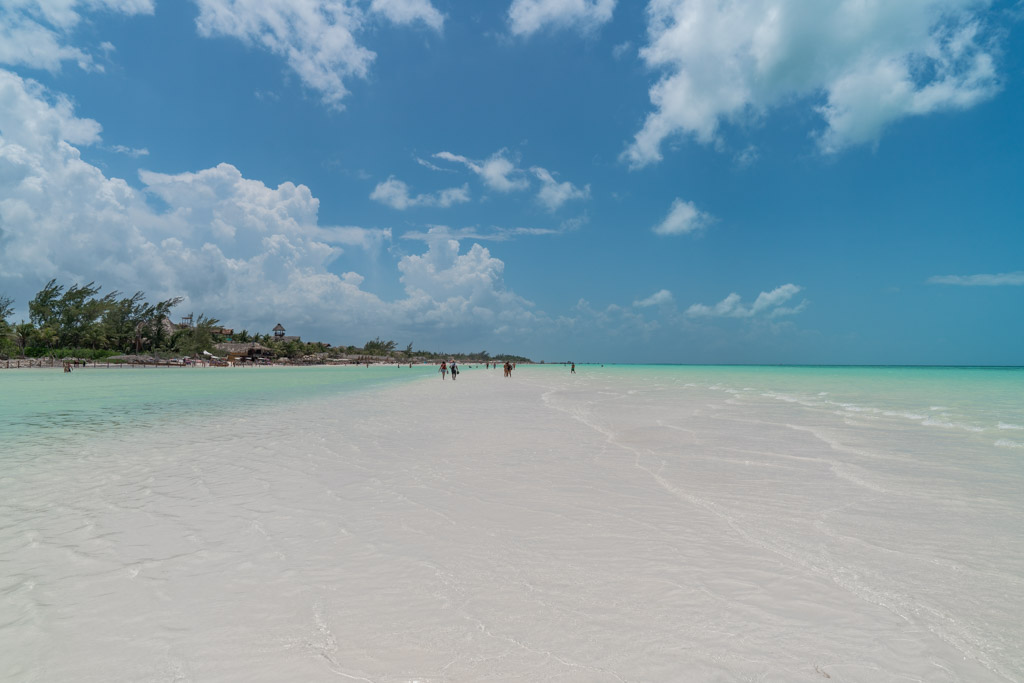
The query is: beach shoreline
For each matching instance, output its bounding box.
[0,357,457,370]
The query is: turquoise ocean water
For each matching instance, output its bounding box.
[4,364,1022,452]
[580,364,1024,433]
[1,364,435,453]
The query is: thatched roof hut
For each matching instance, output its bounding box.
[214,342,271,361]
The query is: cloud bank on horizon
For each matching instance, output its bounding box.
[0,0,1019,362]
[0,68,546,347]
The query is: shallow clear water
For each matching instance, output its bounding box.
[588,364,1024,450]
[2,364,1022,681]
[586,364,1024,436]
[531,364,1024,680]
[1,364,432,452]
[6,365,1019,449]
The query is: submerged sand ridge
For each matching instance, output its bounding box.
[2,366,1021,681]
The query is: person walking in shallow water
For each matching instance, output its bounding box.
[570,362,575,374]
[439,361,447,380]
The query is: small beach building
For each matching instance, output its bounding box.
[271,323,300,343]
[214,342,272,364]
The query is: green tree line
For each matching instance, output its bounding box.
[1,281,531,362]
[1,281,185,359]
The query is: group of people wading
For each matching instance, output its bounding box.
[438,360,517,380]
[488,360,515,377]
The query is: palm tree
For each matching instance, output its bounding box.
[15,321,36,357]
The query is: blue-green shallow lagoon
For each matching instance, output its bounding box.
[531,363,1024,436]
[5,364,1022,452]
[1,364,435,451]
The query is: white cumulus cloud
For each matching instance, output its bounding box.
[634,289,673,307]
[370,177,470,210]
[370,0,444,30]
[193,0,443,110]
[0,69,540,346]
[687,284,805,318]
[398,228,525,308]
[653,197,712,236]
[507,0,616,36]
[0,0,154,72]
[433,149,530,193]
[532,166,589,211]
[624,0,1002,167]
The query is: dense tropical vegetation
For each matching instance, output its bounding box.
[0,281,531,363]
[0,281,182,360]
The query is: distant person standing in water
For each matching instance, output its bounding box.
[439,361,447,380]
[571,363,575,374]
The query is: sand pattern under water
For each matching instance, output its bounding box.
[1,365,1022,681]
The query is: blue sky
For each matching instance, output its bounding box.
[0,0,1021,364]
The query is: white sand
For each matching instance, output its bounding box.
[2,368,1019,681]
